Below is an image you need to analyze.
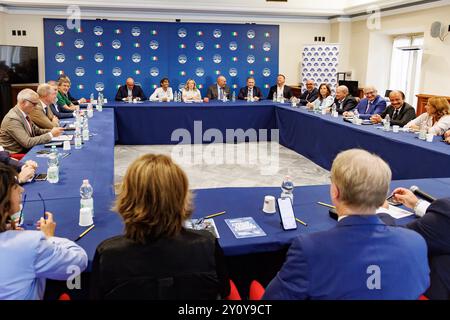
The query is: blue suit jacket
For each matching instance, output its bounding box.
[264,215,429,300]
[356,95,387,119]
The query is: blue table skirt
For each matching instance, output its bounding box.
[21,177,450,268]
[22,109,115,201]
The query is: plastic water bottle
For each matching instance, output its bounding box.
[419,122,427,140]
[332,103,338,117]
[47,154,59,184]
[232,91,236,102]
[90,93,94,103]
[97,93,103,112]
[74,129,82,149]
[87,103,94,118]
[272,94,277,103]
[80,179,94,217]
[353,109,360,124]
[384,114,391,131]
[82,117,90,141]
[280,176,294,204]
[50,145,60,167]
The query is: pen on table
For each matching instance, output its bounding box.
[317,202,335,209]
[38,192,46,219]
[75,225,95,242]
[196,211,226,225]
[295,217,308,227]
[19,194,27,226]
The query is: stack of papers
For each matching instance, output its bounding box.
[225,217,266,239]
[52,135,73,142]
[376,205,414,219]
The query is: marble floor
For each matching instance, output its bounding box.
[115,142,330,190]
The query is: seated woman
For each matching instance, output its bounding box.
[404,97,450,135]
[90,154,229,300]
[0,163,87,300]
[56,77,77,112]
[306,83,334,112]
[182,79,202,102]
[149,77,174,102]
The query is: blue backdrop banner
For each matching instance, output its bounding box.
[44,19,279,100]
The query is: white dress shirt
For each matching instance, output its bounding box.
[150,87,174,102]
[405,113,450,135]
[276,86,285,98]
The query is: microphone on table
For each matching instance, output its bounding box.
[410,185,436,203]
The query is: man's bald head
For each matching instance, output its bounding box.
[126,78,135,89]
[217,75,227,88]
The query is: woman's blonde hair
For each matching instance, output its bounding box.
[114,154,193,243]
[184,79,198,91]
[0,164,18,232]
[428,96,450,119]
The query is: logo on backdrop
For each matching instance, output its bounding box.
[94,53,104,63]
[213,54,222,64]
[75,67,85,76]
[178,54,187,64]
[131,27,141,37]
[149,40,159,50]
[112,40,121,49]
[195,68,205,77]
[263,42,271,51]
[195,41,204,51]
[112,67,122,77]
[95,82,105,92]
[213,29,222,38]
[178,83,185,91]
[55,53,65,63]
[150,67,159,77]
[177,28,187,38]
[54,25,65,35]
[247,30,255,39]
[132,53,142,63]
[93,26,103,36]
[229,68,238,77]
[229,42,238,51]
[247,55,255,64]
[262,68,271,77]
[74,39,84,49]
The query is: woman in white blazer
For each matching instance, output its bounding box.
[404,97,450,136]
[307,83,334,112]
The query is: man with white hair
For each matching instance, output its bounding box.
[264,149,429,300]
[28,84,60,129]
[343,85,386,119]
[334,85,357,115]
[0,89,64,154]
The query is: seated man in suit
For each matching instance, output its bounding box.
[47,81,73,119]
[28,84,60,129]
[263,149,429,300]
[0,148,37,184]
[370,90,416,127]
[115,78,146,101]
[267,74,293,102]
[57,75,86,105]
[204,75,231,102]
[334,85,358,114]
[390,188,450,300]
[0,89,64,154]
[238,77,263,101]
[299,79,319,106]
[343,86,387,119]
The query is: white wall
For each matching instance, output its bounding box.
[365,31,392,95]
[0,13,330,86]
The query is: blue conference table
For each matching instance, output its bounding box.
[103,101,450,180]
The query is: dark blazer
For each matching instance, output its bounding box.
[0,151,23,172]
[299,88,319,106]
[206,84,231,100]
[355,95,387,119]
[263,215,429,300]
[379,103,416,127]
[407,198,450,299]
[49,103,73,119]
[237,86,263,100]
[334,95,358,114]
[90,229,229,300]
[267,85,293,101]
[115,85,146,101]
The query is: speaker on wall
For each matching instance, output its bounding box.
[430,21,442,38]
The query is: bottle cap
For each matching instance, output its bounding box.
[83,179,89,184]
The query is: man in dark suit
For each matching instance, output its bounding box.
[47,81,73,119]
[267,74,293,101]
[334,85,358,114]
[263,149,429,300]
[370,90,416,127]
[115,78,146,101]
[238,77,263,101]
[204,76,231,102]
[390,187,450,300]
[299,79,319,106]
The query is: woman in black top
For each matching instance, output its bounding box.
[91,154,229,300]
